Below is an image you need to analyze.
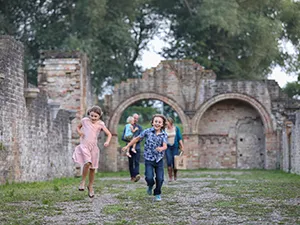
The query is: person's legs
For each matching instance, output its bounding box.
[172,146,180,180]
[145,160,155,195]
[128,146,135,180]
[166,146,173,182]
[87,168,95,198]
[131,143,137,153]
[133,148,140,181]
[153,159,164,196]
[79,162,91,190]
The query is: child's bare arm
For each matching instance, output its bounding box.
[130,125,138,132]
[122,136,141,151]
[179,140,184,151]
[77,123,84,137]
[102,126,112,147]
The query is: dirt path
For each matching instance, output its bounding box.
[42,171,300,225]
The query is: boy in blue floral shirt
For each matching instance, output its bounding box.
[122,114,168,201]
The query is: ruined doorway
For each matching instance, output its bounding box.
[236,118,265,169]
[198,99,265,169]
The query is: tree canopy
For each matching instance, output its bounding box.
[153,0,300,80]
[1,0,300,96]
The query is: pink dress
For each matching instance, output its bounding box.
[72,117,106,169]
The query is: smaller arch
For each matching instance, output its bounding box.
[107,93,190,135]
[192,93,273,134]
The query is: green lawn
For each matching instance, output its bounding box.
[0,169,300,224]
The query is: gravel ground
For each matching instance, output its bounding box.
[41,171,300,225]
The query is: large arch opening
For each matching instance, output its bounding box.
[117,99,183,147]
[192,93,273,169]
[197,99,265,169]
[108,93,189,135]
[193,93,273,133]
[103,93,189,171]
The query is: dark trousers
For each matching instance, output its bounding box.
[145,159,164,195]
[165,145,179,168]
[128,147,140,178]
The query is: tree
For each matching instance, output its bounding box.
[282,76,300,99]
[152,0,300,80]
[0,0,161,96]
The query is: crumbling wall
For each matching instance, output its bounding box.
[0,36,75,184]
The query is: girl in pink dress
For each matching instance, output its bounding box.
[73,105,112,198]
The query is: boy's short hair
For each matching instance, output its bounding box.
[151,114,167,130]
[87,105,103,117]
[126,116,134,123]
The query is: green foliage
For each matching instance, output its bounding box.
[1,0,300,93]
[153,0,300,80]
[120,105,159,124]
[0,0,159,94]
[282,80,300,98]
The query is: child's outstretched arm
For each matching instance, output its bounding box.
[122,136,141,152]
[102,126,112,147]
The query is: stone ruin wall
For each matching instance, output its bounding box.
[38,51,94,149]
[104,60,300,173]
[0,36,92,184]
[1,35,300,185]
[291,112,300,174]
[282,111,300,174]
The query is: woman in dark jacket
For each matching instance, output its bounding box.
[165,117,184,182]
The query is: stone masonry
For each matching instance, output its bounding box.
[0,36,92,184]
[38,50,93,147]
[104,60,300,173]
[1,36,300,184]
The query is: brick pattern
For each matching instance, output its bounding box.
[104,60,300,173]
[38,51,93,144]
[0,36,75,184]
[1,36,300,180]
[290,112,300,174]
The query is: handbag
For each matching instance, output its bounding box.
[174,152,187,170]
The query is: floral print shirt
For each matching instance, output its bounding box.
[138,127,168,162]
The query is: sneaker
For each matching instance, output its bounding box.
[131,148,137,153]
[134,174,141,182]
[147,186,153,195]
[155,195,162,201]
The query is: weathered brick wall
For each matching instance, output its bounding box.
[38,51,93,145]
[104,60,300,172]
[37,51,94,174]
[1,36,299,178]
[281,121,292,173]
[197,100,264,169]
[291,111,300,174]
[0,36,26,183]
[0,36,75,184]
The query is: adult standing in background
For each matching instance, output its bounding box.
[165,117,184,182]
[122,113,143,182]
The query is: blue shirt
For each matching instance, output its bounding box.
[138,127,168,162]
[122,123,143,149]
[125,124,133,137]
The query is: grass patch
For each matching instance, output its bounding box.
[0,169,300,224]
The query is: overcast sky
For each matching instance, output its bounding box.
[138,36,298,88]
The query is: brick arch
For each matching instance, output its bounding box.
[107,93,190,135]
[192,93,273,133]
